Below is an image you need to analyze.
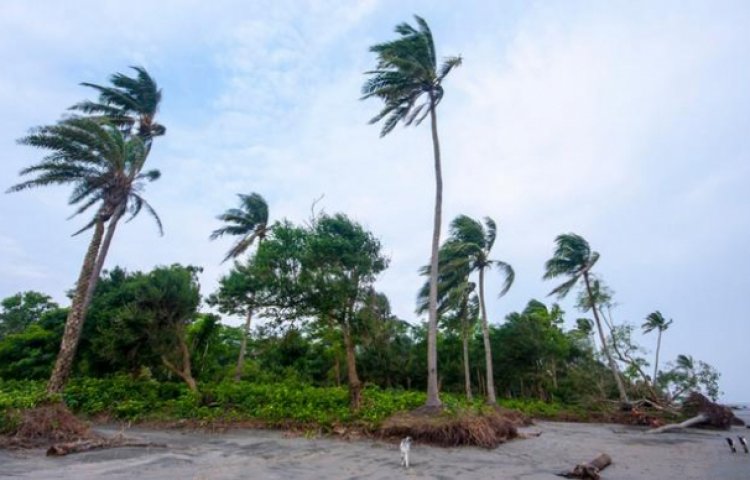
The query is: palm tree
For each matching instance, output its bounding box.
[445,215,514,404]
[209,193,270,380]
[362,15,461,408]
[8,118,161,393]
[417,254,477,400]
[70,66,165,140]
[76,67,166,318]
[642,311,673,384]
[543,233,629,404]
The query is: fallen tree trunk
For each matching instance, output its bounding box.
[47,438,167,456]
[648,392,742,434]
[646,414,708,434]
[557,453,612,479]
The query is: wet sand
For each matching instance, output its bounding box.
[1,421,748,479]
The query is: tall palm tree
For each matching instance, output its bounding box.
[642,311,673,384]
[363,15,461,408]
[210,193,270,380]
[8,118,161,393]
[543,233,629,404]
[445,215,514,404]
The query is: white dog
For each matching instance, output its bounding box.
[400,436,413,468]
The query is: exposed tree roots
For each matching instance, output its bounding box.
[0,403,166,456]
[0,403,95,449]
[648,392,743,434]
[379,408,520,448]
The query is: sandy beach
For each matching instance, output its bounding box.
[1,421,748,479]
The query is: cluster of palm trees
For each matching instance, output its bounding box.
[8,67,165,393]
[8,15,677,409]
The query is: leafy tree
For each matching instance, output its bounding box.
[0,291,58,339]
[642,311,673,384]
[78,265,201,390]
[302,214,388,408]
[9,116,161,393]
[363,15,461,408]
[209,193,270,380]
[0,307,67,379]
[356,291,415,390]
[543,233,629,403]
[659,354,721,402]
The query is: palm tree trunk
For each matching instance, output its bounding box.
[342,324,362,410]
[462,326,473,401]
[425,95,443,408]
[47,218,106,394]
[654,330,662,384]
[583,272,629,403]
[81,205,125,313]
[234,308,253,381]
[478,267,497,404]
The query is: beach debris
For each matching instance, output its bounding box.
[557,453,612,480]
[400,436,412,468]
[380,408,519,448]
[726,437,737,453]
[738,436,749,454]
[647,392,741,434]
[46,436,167,456]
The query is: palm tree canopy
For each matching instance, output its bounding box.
[361,15,461,136]
[210,193,270,262]
[544,233,600,298]
[448,215,514,297]
[8,118,162,235]
[70,66,165,139]
[643,310,673,333]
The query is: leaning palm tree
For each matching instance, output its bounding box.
[75,67,166,317]
[209,193,270,380]
[543,233,629,404]
[445,215,514,404]
[70,66,165,140]
[363,15,461,408]
[8,118,161,393]
[642,311,673,384]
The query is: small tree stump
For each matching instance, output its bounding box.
[558,453,612,480]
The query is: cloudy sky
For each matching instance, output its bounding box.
[1,1,748,400]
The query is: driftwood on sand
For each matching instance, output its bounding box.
[557,453,612,480]
[47,437,167,456]
[648,392,743,434]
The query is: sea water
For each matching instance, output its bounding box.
[729,402,750,426]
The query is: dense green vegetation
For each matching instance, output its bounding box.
[2,15,722,432]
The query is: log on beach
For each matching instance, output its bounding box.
[47,438,167,456]
[557,453,612,480]
[648,392,743,434]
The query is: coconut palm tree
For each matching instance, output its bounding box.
[642,311,673,384]
[70,66,165,140]
[417,252,477,400]
[209,193,270,380]
[8,118,161,393]
[543,233,629,404]
[444,215,514,404]
[362,15,461,408]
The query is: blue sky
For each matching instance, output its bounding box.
[1,1,748,400]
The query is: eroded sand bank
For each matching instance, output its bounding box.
[1,421,748,479]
